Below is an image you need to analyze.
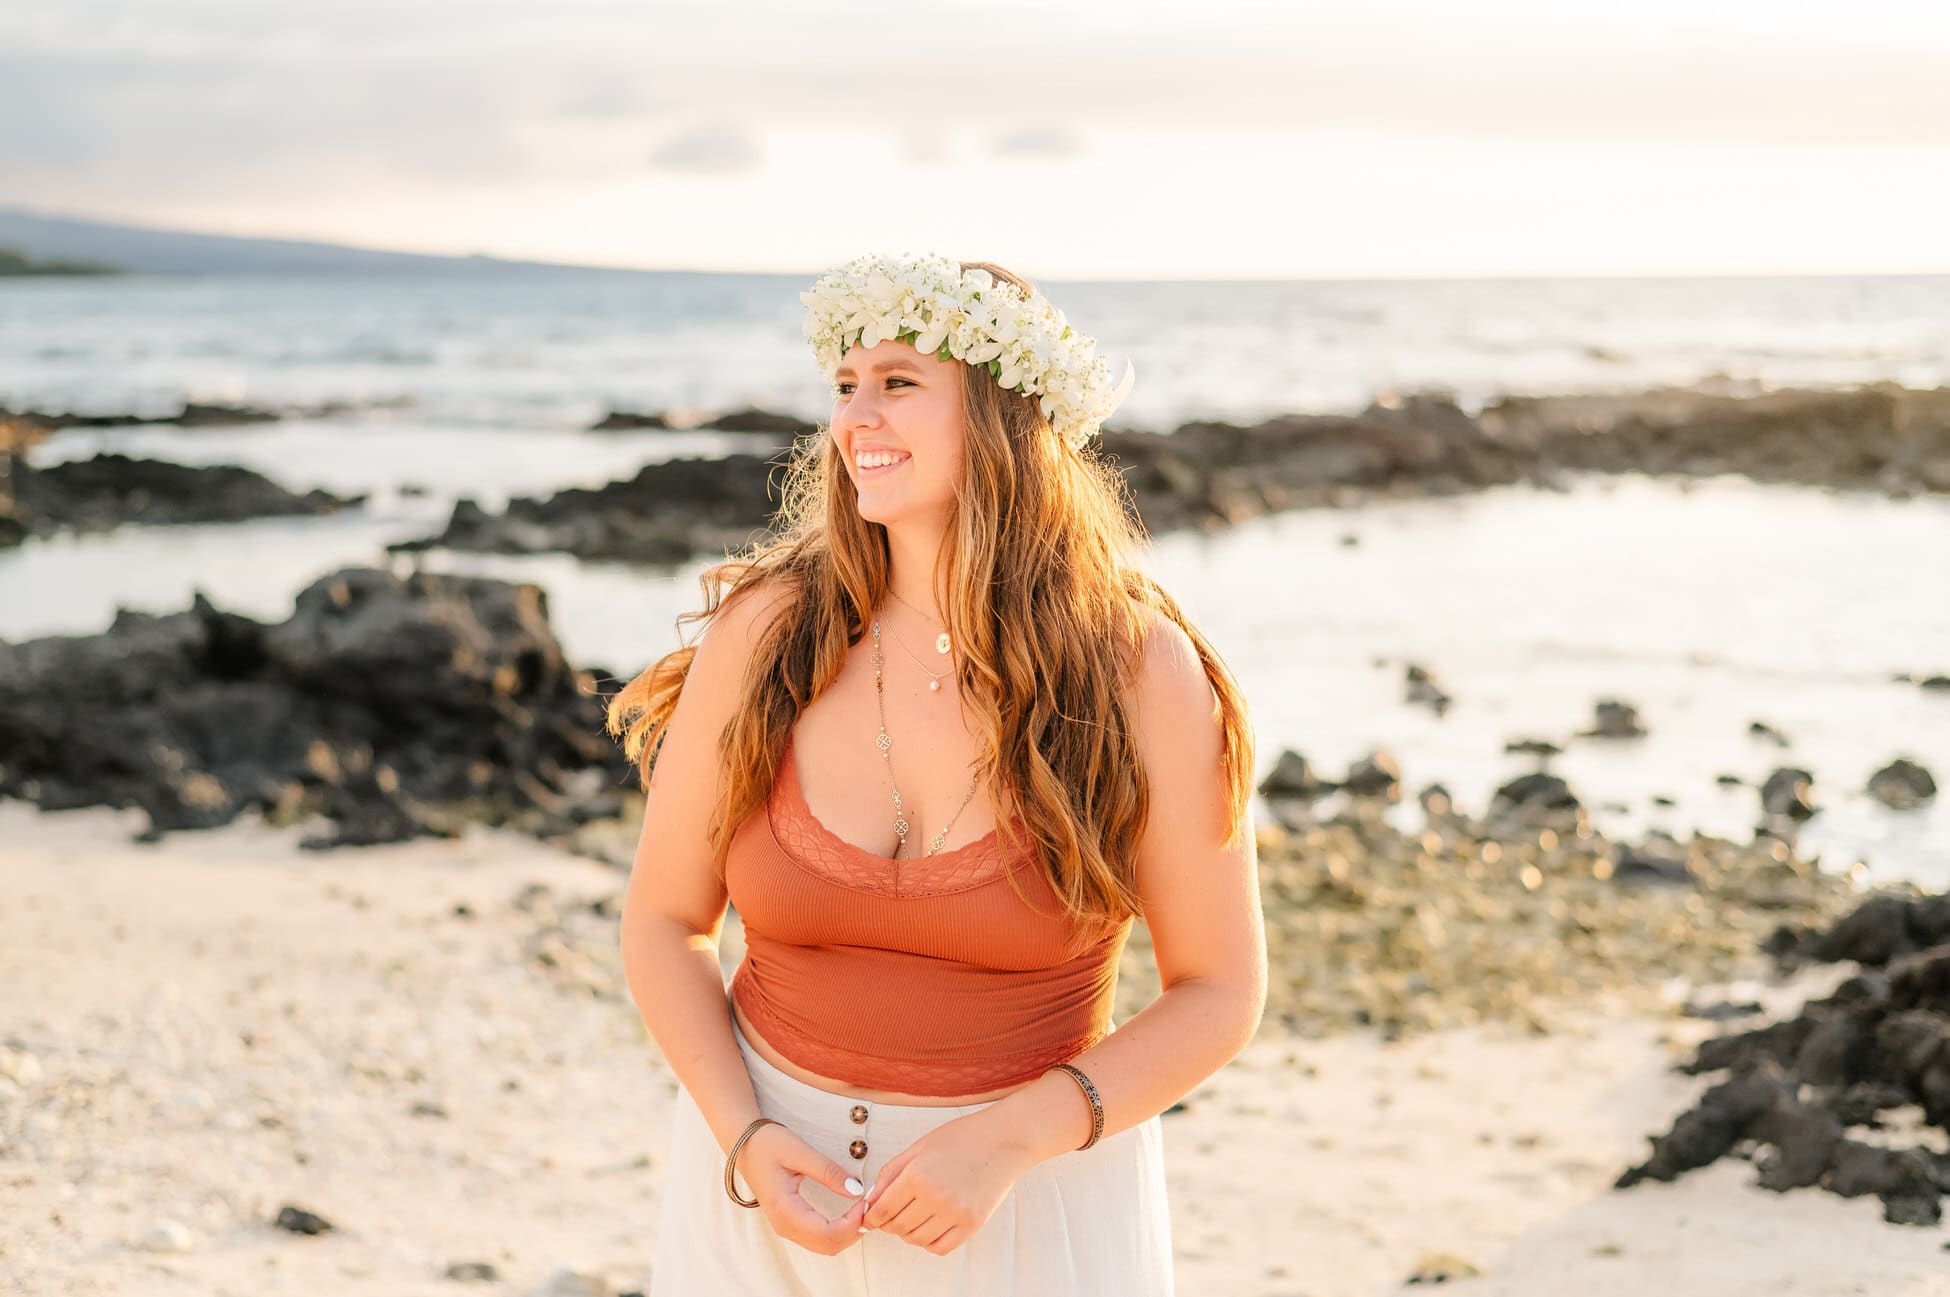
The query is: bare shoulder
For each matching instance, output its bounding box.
[699,570,797,662]
[623,569,798,933]
[670,571,797,709]
[1127,605,1217,739]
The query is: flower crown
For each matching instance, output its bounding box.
[799,252,1135,451]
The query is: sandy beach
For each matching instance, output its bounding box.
[4,801,1944,1297]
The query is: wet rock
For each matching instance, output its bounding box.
[1609,840,1697,888]
[1621,901,1950,1225]
[1256,749,1326,801]
[1579,698,1647,739]
[1759,767,1819,820]
[1681,999,1765,1021]
[1748,720,1791,747]
[1767,893,1950,970]
[0,568,631,847]
[1339,750,1403,801]
[1867,757,1937,810]
[1504,737,1563,757]
[1403,663,1452,714]
[1,450,361,543]
[273,1204,333,1234]
[0,400,282,430]
[1488,772,1583,831]
[709,406,818,435]
[1098,397,1536,535]
[391,453,789,565]
[1481,382,1950,498]
[589,409,671,431]
[445,1260,500,1282]
[1920,675,1950,692]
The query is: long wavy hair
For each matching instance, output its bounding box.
[604,260,1254,930]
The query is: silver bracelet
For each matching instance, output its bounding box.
[1047,1063,1105,1150]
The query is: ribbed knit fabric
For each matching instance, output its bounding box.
[725,735,1133,1096]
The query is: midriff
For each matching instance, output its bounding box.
[731,993,1036,1106]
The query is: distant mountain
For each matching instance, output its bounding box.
[0,208,671,277]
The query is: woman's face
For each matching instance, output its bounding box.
[830,338,965,527]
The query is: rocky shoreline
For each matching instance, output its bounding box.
[0,563,1915,1034]
[5,381,1947,555]
[1620,887,1950,1228]
[392,380,1950,565]
[0,417,362,547]
[0,568,631,847]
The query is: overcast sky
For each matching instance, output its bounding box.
[5,0,1949,278]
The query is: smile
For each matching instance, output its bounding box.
[855,452,911,476]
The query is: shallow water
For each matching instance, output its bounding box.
[4,270,1948,431]
[5,270,1945,885]
[5,459,1943,888]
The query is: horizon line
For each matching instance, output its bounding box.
[7,205,1950,285]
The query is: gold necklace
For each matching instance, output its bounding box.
[888,588,953,655]
[871,619,977,858]
[883,619,951,692]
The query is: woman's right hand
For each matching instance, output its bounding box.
[736,1123,870,1254]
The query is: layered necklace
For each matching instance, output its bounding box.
[870,593,977,859]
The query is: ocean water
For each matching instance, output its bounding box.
[1,272,1945,886]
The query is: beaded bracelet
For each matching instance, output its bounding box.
[724,1116,783,1207]
[1047,1063,1105,1150]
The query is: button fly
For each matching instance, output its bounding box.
[850,1105,869,1124]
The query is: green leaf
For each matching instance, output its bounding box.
[988,359,1001,376]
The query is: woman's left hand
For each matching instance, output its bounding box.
[861,1110,1039,1255]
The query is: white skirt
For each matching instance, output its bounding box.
[648,1009,1175,1296]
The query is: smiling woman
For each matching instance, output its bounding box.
[607,253,1264,1295]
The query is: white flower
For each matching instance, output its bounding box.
[798,251,1134,450]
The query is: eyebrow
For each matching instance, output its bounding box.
[834,357,924,378]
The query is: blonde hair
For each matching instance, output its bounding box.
[605,260,1254,929]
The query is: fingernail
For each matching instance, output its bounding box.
[859,1226,868,1234]
[844,1177,864,1196]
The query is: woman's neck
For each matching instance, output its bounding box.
[883,517,948,624]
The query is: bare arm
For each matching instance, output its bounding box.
[618,579,873,1252]
[976,612,1268,1161]
[617,578,783,1156]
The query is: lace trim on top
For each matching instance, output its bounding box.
[766,736,1033,898]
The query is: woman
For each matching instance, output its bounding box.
[609,253,1265,1295]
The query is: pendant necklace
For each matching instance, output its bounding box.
[888,588,954,656]
[884,620,951,691]
[871,619,977,858]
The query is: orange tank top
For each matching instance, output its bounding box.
[724,734,1134,1097]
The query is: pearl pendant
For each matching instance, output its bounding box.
[935,632,952,655]
[928,679,940,692]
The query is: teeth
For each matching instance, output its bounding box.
[856,451,908,469]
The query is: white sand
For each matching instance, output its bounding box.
[2,801,1945,1297]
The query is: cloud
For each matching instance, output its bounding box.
[5,1,1950,223]
[646,124,763,175]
